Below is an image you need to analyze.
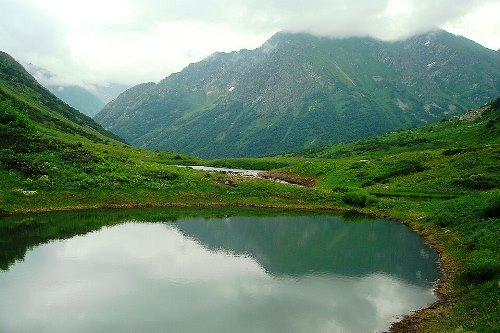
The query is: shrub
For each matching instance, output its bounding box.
[482,197,500,218]
[0,151,46,176]
[433,211,455,227]
[141,169,179,181]
[0,100,30,129]
[442,147,476,156]
[362,180,376,187]
[485,119,495,129]
[349,161,368,169]
[453,174,499,190]
[385,160,427,177]
[463,249,500,283]
[467,229,498,251]
[332,186,349,193]
[61,148,101,165]
[370,159,428,183]
[492,97,500,110]
[341,191,377,208]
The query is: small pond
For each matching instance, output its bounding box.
[0,208,441,333]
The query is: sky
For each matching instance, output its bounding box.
[1,0,499,89]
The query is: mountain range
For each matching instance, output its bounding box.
[95,30,500,158]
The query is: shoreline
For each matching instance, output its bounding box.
[0,201,455,332]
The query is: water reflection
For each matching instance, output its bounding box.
[176,215,441,285]
[0,212,440,333]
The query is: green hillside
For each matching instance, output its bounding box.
[0,52,123,143]
[95,30,499,158]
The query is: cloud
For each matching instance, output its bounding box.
[243,0,494,40]
[0,0,498,87]
[0,1,63,56]
[443,1,500,50]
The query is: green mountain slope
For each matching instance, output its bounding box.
[0,52,124,143]
[95,30,500,158]
[289,99,500,194]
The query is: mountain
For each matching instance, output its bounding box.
[95,30,500,158]
[24,63,129,117]
[0,51,123,144]
[48,85,104,117]
[91,82,131,105]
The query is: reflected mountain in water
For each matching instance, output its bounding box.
[0,208,440,288]
[176,215,441,286]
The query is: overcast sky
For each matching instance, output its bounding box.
[1,0,499,89]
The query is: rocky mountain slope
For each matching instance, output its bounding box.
[95,30,500,158]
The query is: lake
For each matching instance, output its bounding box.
[0,208,441,333]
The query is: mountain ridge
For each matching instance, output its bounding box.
[96,30,500,158]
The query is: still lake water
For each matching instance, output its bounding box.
[0,209,441,333]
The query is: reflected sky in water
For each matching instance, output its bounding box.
[0,217,439,333]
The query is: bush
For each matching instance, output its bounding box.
[332,186,349,193]
[341,191,376,208]
[385,160,427,177]
[442,147,476,156]
[0,100,30,129]
[61,148,101,165]
[371,159,428,183]
[141,169,179,181]
[349,161,368,169]
[467,229,498,251]
[463,249,500,283]
[492,97,500,110]
[433,211,455,227]
[453,174,499,190]
[482,197,500,218]
[0,151,46,176]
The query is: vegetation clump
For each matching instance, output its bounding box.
[341,190,377,208]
